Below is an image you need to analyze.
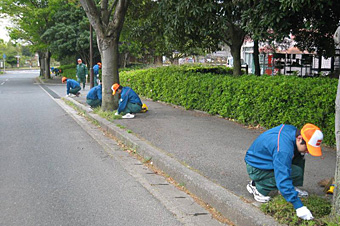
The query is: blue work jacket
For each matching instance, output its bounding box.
[86,85,102,100]
[66,79,80,95]
[117,87,142,114]
[245,124,303,209]
[93,64,99,75]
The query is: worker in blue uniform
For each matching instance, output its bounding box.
[93,62,101,86]
[245,123,323,220]
[111,83,142,115]
[62,77,81,97]
[86,80,102,108]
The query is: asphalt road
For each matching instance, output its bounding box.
[0,71,184,226]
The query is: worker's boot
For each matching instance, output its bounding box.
[246,181,271,203]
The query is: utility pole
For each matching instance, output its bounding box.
[90,24,94,88]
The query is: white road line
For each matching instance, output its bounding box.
[1,79,9,85]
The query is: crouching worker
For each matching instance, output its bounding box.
[86,80,102,108]
[62,77,81,97]
[111,83,142,116]
[245,123,323,221]
[93,62,101,86]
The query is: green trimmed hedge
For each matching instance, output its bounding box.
[120,65,337,146]
[59,64,77,80]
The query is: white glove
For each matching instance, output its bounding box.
[296,206,314,220]
[115,111,119,116]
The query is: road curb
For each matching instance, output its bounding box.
[64,97,284,226]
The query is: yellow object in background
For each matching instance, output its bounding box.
[327,185,335,194]
[141,103,148,113]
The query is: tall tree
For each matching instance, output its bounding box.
[243,0,340,60]
[0,0,58,79]
[0,40,21,68]
[80,0,130,111]
[158,0,249,75]
[41,2,100,65]
[242,0,297,76]
[334,22,340,217]
[283,0,340,60]
[120,0,167,66]
[120,0,204,67]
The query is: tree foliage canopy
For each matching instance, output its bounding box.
[242,0,340,57]
[41,1,100,63]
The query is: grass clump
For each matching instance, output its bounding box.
[93,108,121,122]
[116,124,126,129]
[260,195,338,226]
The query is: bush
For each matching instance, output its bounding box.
[59,64,77,80]
[120,65,337,146]
[119,63,149,72]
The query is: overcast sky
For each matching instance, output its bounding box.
[0,17,11,42]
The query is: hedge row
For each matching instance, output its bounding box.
[59,64,77,80]
[120,65,338,146]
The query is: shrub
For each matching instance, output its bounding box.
[59,64,77,80]
[120,65,337,146]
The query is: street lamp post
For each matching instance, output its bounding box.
[90,24,94,88]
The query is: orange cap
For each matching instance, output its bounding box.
[111,83,120,95]
[97,62,102,66]
[301,123,323,156]
[62,77,67,83]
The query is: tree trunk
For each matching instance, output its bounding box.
[80,0,129,111]
[44,50,51,80]
[154,55,163,66]
[230,44,242,76]
[39,51,51,80]
[119,52,129,68]
[228,25,246,76]
[253,40,261,76]
[101,38,119,111]
[318,54,322,74]
[334,75,340,216]
[38,53,44,77]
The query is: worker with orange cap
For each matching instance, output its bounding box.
[244,123,323,220]
[111,83,142,117]
[93,62,102,86]
[62,77,81,97]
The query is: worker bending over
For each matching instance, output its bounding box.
[86,80,102,108]
[62,77,81,97]
[245,123,323,220]
[111,83,142,116]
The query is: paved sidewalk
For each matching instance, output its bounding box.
[40,76,336,226]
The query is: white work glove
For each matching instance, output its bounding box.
[115,111,119,116]
[296,206,314,220]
